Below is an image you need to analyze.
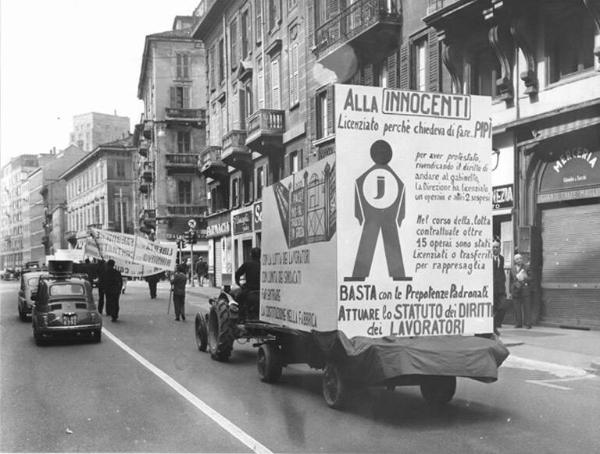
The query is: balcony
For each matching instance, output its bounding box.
[426,0,462,16]
[165,107,206,128]
[314,0,401,68]
[246,109,285,154]
[139,183,150,194]
[166,205,208,217]
[141,170,153,182]
[165,153,200,174]
[143,120,153,140]
[200,146,228,181]
[139,140,149,158]
[221,130,252,169]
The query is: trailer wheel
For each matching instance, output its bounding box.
[207,298,234,361]
[195,312,208,352]
[257,343,282,383]
[420,376,456,405]
[322,363,349,409]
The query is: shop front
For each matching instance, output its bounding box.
[206,212,232,287]
[519,123,600,329]
[231,201,262,274]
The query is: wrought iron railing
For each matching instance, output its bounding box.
[165,107,206,121]
[315,0,401,57]
[166,205,207,216]
[165,153,200,166]
[426,0,461,15]
[247,109,285,138]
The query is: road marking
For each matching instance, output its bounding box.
[526,375,596,391]
[525,381,572,390]
[503,355,589,378]
[103,328,273,454]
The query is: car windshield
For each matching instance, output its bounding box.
[49,283,85,296]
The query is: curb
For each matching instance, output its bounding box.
[588,361,600,376]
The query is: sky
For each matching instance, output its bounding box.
[0,0,202,167]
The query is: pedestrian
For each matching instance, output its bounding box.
[144,272,162,299]
[96,260,106,315]
[171,264,187,321]
[492,239,506,335]
[104,259,123,322]
[510,253,532,329]
[196,257,208,287]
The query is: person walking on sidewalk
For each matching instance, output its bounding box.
[510,253,532,329]
[104,259,123,322]
[171,264,187,321]
[196,257,208,287]
[492,239,506,335]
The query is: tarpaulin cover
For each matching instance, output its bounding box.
[313,332,510,385]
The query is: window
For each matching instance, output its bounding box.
[290,150,300,174]
[271,58,280,109]
[289,40,299,106]
[218,38,225,83]
[257,57,265,108]
[241,10,250,59]
[209,45,216,89]
[220,101,227,138]
[471,47,499,97]
[170,86,190,108]
[255,0,263,44]
[268,0,281,32]
[240,80,253,129]
[375,60,389,88]
[176,53,190,79]
[256,166,264,199]
[178,180,192,204]
[230,19,238,69]
[232,178,240,207]
[547,9,595,83]
[116,161,125,178]
[177,131,191,153]
[316,89,328,139]
[242,172,252,204]
[412,37,427,91]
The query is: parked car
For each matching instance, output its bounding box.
[31,260,102,345]
[1,268,17,280]
[18,270,47,321]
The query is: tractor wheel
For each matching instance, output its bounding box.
[207,298,235,361]
[257,343,282,383]
[322,362,350,409]
[420,376,456,405]
[195,312,208,352]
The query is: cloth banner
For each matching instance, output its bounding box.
[85,228,177,277]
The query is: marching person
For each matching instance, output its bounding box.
[510,253,532,329]
[144,272,163,299]
[492,239,506,335]
[104,259,123,322]
[171,264,187,321]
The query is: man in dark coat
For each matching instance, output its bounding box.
[196,257,208,286]
[234,247,261,318]
[144,272,163,299]
[96,260,106,315]
[170,264,187,321]
[492,239,506,335]
[104,259,123,322]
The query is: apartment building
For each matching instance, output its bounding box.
[25,145,88,264]
[192,0,314,286]
[70,112,131,152]
[61,137,136,246]
[135,15,208,252]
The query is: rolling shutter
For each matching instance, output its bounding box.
[428,29,439,92]
[387,51,398,89]
[541,202,600,328]
[399,43,409,89]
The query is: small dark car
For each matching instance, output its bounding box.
[31,261,102,345]
[18,270,46,321]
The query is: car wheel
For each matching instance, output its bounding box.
[420,376,456,405]
[257,343,282,383]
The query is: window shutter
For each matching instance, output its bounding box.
[170,87,177,108]
[310,95,317,139]
[290,42,298,105]
[271,59,280,109]
[428,29,439,92]
[239,88,246,130]
[230,19,238,69]
[184,54,190,79]
[183,87,190,108]
[176,54,182,79]
[255,0,262,44]
[399,43,409,89]
[363,64,373,86]
[387,51,398,88]
[326,85,335,135]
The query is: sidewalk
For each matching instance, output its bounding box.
[154,281,600,375]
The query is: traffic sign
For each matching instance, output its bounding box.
[188,219,197,229]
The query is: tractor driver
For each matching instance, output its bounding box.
[234,247,261,319]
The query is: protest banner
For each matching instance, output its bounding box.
[261,84,493,338]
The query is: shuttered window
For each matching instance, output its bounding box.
[289,41,299,106]
[170,87,190,108]
[257,57,265,108]
[271,58,280,109]
[230,19,238,69]
[176,53,190,79]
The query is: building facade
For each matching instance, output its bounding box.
[61,137,137,248]
[70,112,131,152]
[0,154,52,269]
[134,15,209,259]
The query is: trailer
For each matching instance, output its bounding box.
[195,84,509,409]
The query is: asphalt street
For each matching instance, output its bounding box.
[1,280,599,453]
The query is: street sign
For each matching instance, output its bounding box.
[188,219,197,229]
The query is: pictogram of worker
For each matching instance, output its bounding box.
[345,139,411,282]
